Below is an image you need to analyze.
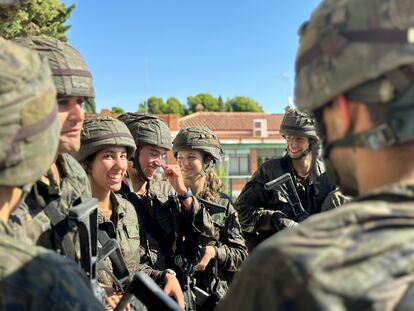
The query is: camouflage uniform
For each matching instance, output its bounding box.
[218,0,414,310]
[236,110,334,251]
[9,36,95,260]
[118,113,218,273]
[96,193,158,285]
[0,37,102,310]
[173,127,248,309]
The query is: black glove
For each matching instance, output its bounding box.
[271,211,298,232]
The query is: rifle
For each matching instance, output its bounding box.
[115,272,182,311]
[264,173,310,222]
[68,197,118,303]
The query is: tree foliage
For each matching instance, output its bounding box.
[111,106,125,114]
[138,96,187,116]
[165,97,186,116]
[136,94,263,115]
[0,0,75,41]
[226,96,263,112]
[187,93,219,113]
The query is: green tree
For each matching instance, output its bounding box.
[0,0,75,41]
[218,95,226,112]
[226,96,264,112]
[138,96,165,114]
[165,97,186,116]
[111,106,125,114]
[187,93,219,113]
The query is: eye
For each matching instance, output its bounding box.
[103,153,114,159]
[120,153,127,160]
[177,156,183,161]
[76,98,86,108]
[57,98,69,106]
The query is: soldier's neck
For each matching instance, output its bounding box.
[292,154,312,177]
[132,177,147,195]
[0,186,22,222]
[185,175,205,197]
[356,145,414,194]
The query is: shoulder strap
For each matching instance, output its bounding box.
[33,183,76,260]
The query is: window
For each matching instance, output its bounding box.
[225,149,250,176]
[257,147,285,167]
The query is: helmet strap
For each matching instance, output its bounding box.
[132,151,150,183]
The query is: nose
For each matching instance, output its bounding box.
[153,155,163,167]
[114,155,127,169]
[68,101,84,122]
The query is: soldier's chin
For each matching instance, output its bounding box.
[289,151,303,159]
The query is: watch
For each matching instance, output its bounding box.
[177,188,193,201]
[161,268,176,280]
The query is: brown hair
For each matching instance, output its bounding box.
[199,167,223,203]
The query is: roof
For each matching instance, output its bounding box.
[179,112,283,130]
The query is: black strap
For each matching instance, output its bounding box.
[34,183,76,260]
[97,228,130,284]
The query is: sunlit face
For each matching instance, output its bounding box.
[176,150,204,181]
[285,135,310,159]
[137,145,168,180]
[322,106,358,195]
[89,146,128,195]
[57,96,85,153]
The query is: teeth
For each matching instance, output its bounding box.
[109,174,122,179]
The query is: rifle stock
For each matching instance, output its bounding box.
[115,272,182,311]
[264,173,310,221]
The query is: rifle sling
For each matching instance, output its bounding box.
[35,184,76,260]
[97,229,130,282]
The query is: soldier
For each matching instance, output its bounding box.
[236,106,334,251]
[172,127,248,310]
[75,116,184,309]
[117,113,218,308]
[0,37,103,310]
[218,0,414,310]
[10,36,94,261]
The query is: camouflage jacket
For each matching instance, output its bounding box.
[9,153,91,259]
[0,220,103,311]
[97,192,161,288]
[120,178,218,271]
[218,183,414,311]
[235,155,334,250]
[194,194,248,299]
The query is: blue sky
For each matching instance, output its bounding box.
[64,1,321,114]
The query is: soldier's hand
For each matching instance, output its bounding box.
[161,163,187,193]
[101,285,131,311]
[271,211,298,232]
[197,245,217,271]
[163,273,185,308]
[161,163,193,211]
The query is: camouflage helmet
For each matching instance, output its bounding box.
[0,37,60,186]
[75,116,136,161]
[118,113,172,151]
[295,0,414,149]
[280,106,318,140]
[172,127,224,162]
[13,36,95,106]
